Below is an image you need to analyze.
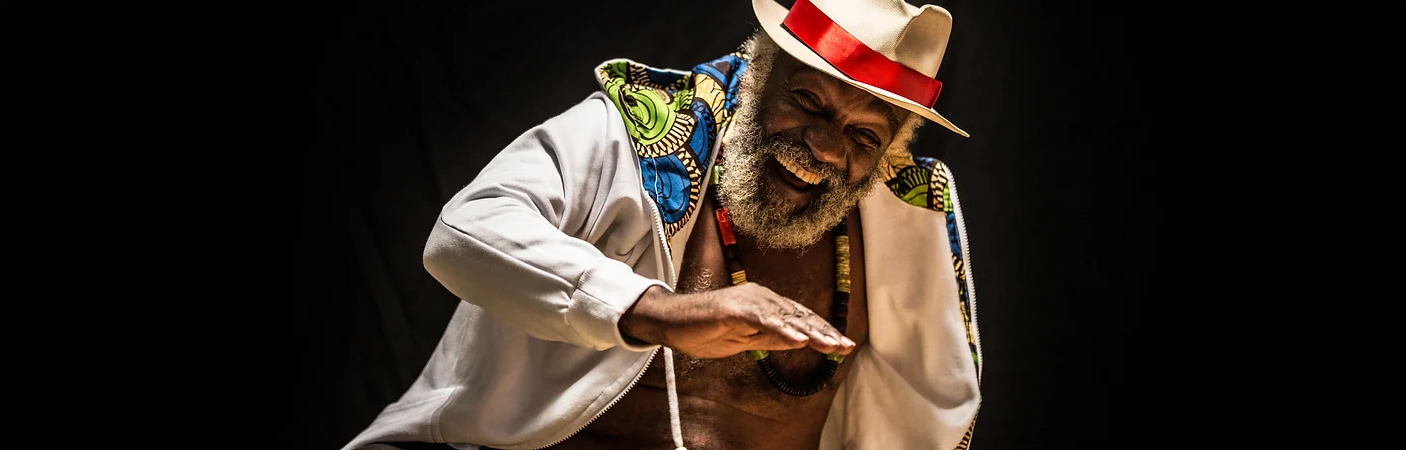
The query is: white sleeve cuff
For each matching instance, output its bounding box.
[568,257,669,352]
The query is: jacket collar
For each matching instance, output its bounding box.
[595,54,957,243]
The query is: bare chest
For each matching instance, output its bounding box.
[551,197,870,450]
[642,198,870,447]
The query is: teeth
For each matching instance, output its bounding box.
[778,154,822,185]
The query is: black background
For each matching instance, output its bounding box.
[7,1,1406,447]
[253,1,1176,448]
[0,0,1245,447]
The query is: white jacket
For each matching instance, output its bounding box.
[343,56,983,450]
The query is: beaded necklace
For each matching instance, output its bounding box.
[707,163,850,397]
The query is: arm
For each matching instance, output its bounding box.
[423,92,662,351]
[426,92,856,357]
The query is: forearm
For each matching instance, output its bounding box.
[618,284,671,347]
[426,198,664,351]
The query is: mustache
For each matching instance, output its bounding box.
[764,136,845,186]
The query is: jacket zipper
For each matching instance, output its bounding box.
[530,159,974,448]
[529,348,659,449]
[947,167,983,380]
[529,188,677,450]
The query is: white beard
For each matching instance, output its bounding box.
[717,45,879,250]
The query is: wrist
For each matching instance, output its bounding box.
[620,285,669,346]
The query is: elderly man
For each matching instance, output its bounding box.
[342,0,984,449]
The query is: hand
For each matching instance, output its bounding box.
[619,284,857,359]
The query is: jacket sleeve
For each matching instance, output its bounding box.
[422,92,666,352]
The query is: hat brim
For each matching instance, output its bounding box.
[752,0,970,138]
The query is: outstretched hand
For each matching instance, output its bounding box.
[620,284,855,359]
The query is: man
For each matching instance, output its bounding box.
[343,0,983,449]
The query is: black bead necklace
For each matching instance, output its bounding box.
[707,163,851,397]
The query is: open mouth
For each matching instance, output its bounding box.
[775,153,824,190]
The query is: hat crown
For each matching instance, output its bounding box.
[754,0,969,137]
[805,0,953,78]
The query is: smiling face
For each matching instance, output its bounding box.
[720,33,920,250]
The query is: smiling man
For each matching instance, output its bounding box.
[342,1,984,449]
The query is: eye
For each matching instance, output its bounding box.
[849,128,881,150]
[793,90,822,112]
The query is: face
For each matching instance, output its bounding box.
[720,51,912,250]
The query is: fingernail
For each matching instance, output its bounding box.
[842,337,855,347]
[823,336,837,346]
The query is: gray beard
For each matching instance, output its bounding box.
[717,103,878,251]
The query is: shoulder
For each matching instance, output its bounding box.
[528,91,631,148]
[586,54,749,238]
[590,55,748,154]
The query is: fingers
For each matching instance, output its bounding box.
[745,328,811,351]
[759,316,810,346]
[781,312,831,351]
[735,284,857,355]
[785,309,856,355]
[735,315,812,351]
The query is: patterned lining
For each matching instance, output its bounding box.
[595,54,980,448]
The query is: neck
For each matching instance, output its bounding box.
[734,221,834,258]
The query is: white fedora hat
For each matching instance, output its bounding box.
[753,0,969,138]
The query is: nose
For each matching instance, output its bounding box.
[801,126,847,172]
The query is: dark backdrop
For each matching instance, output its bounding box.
[0,0,1174,447]
[11,1,1406,448]
[253,1,1174,448]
